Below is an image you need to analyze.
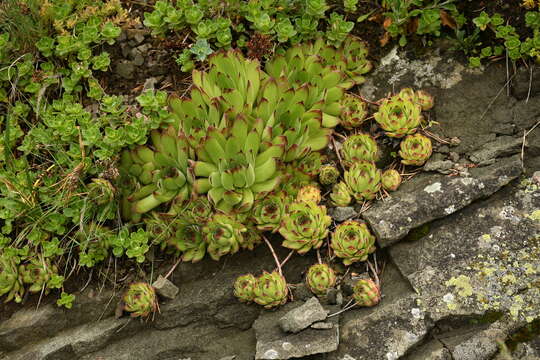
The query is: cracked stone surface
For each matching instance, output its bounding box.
[279,297,328,333]
[363,155,523,248]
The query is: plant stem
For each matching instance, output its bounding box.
[263,235,283,276]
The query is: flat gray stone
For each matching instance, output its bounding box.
[406,339,452,360]
[311,322,333,329]
[469,136,523,164]
[254,303,339,359]
[389,174,540,324]
[329,207,356,222]
[152,275,179,300]
[279,297,328,333]
[363,155,522,247]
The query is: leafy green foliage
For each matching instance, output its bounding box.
[143,0,356,71]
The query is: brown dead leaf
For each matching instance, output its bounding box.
[440,10,457,29]
[380,32,391,46]
[407,18,419,34]
[383,17,393,29]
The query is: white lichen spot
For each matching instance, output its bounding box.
[445,205,456,214]
[386,351,399,360]
[281,342,293,351]
[443,293,455,303]
[411,308,423,319]
[341,355,357,360]
[478,182,485,189]
[446,275,473,297]
[450,253,456,258]
[460,177,475,186]
[263,349,279,359]
[424,182,442,193]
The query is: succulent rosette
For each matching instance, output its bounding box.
[296,185,322,204]
[87,178,115,205]
[399,134,433,166]
[123,282,158,318]
[204,214,246,261]
[252,192,288,232]
[374,95,423,138]
[241,224,263,251]
[341,133,379,167]
[306,263,337,296]
[233,274,257,303]
[253,271,288,309]
[343,161,382,201]
[415,90,434,110]
[0,255,24,303]
[169,221,207,263]
[381,169,402,191]
[353,279,381,307]
[294,152,324,178]
[340,94,368,129]
[331,220,376,265]
[19,258,58,294]
[319,164,340,185]
[169,196,212,224]
[279,201,331,254]
[330,182,352,207]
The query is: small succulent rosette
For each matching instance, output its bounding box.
[343,161,382,201]
[331,220,376,265]
[253,271,288,309]
[306,263,337,296]
[330,182,352,207]
[353,278,381,307]
[233,274,257,303]
[123,282,158,318]
[341,133,379,167]
[399,133,433,166]
[381,169,402,192]
[319,164,340,185]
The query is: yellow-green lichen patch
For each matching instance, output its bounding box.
[445,275,474,297]
[527,210,540,221]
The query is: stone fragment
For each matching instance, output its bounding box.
[311,322,333,329]
[423,158,454,174]
[363,155,522,247]
[254,303,339,359]
[329,207,356,222]
[406,339,452,360]
[115,61,135,79]
[278,297,328,333]
[469,136,522,164]
[152,275,179,300]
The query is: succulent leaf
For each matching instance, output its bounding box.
[331,220,376,265]
[341,133,379,167]
[306,263,336,296]
[381,169,402,191]
[123,282,158,318]
[343,161,381,201]
[253,270,288,309]
[353,278,381,307]
[399,134,432,166]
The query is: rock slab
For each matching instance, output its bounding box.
[254,303,339,359]
[278,297,328,333]
[363,155,522,247]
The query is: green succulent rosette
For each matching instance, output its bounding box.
[399,133,432,166]
[119,127,192,222]
[123,282,158,318]
[169,196,212,224]
[416,90,434,110]
[204,214,246,261]
[242,224,263,251]
[19,258,59,294]
[353,278,381,307]
[374,95,423,138]
[306,263,337,296]
[87,178,115,205]
[341,133,379,167]
[169,220,207,263]
[294,152,325,178]
[0,255,24,303]
[319,164,340,185]
[279,201,331,254]
[330,182,352,207]
[296,185,322,204]
[340,94,368,129]
[381,169,402,191]
[331,220,376,265]
[343,161,381,201]
[253,271,288,309]
[233,274,257,303]
[252,192,288,232]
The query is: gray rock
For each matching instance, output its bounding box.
[278,297,328,333]
[533,171,540,185]
[115,61,135,79]
[511,64,540,100]
[311,322,333,329]
[423,157,454,174]
[254,303,339,359]
[389,174,540,324]
[405,339,452,360]
[152,275,179,300]
[218,356,236,360]
[511,336,540,360]
[133,54,144,66]
[329,207,356,222]
[363,155,522,247]
[469,136,522,164]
